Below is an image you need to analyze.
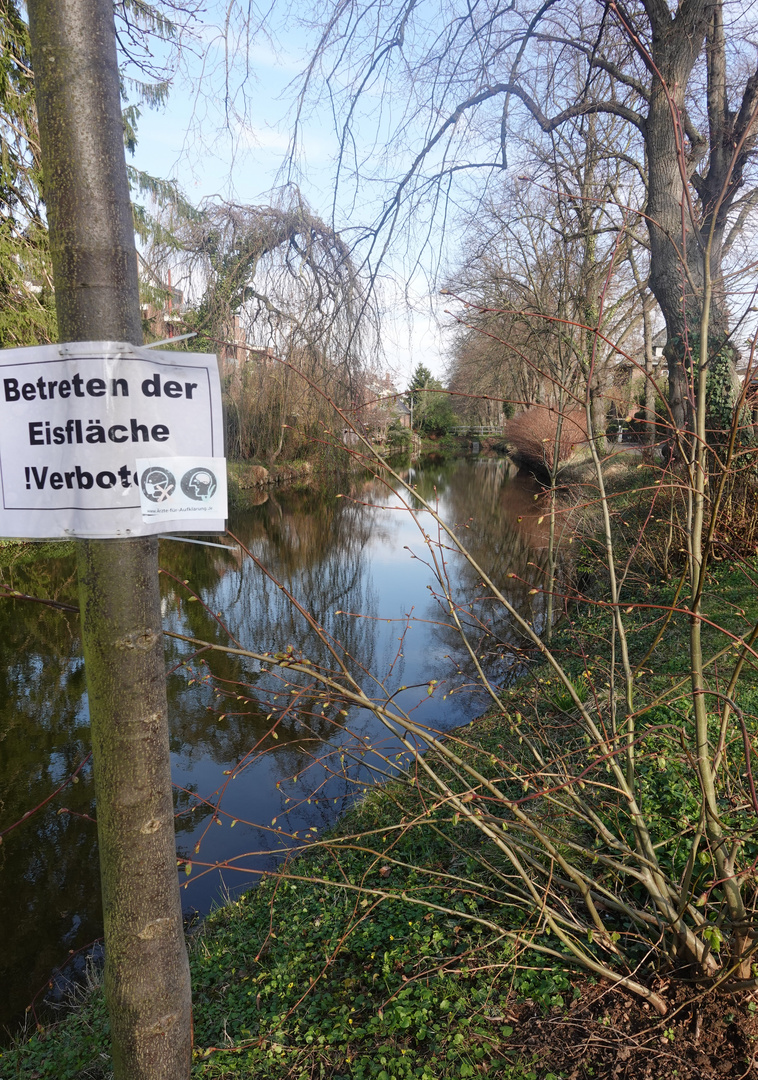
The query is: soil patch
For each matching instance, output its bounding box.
[507,978,758,1078]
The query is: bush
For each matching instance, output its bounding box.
[504,406,588,469]
[387,426,412,449]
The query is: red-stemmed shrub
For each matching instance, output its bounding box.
[504,405,589,469]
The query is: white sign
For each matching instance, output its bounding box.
[0,341,227,538]
[136,457,227,523]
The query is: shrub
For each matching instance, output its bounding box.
[387,426,412,449]
[504,406,588,469]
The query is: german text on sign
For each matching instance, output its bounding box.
[0,342,226,538]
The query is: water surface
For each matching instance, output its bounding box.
[0,455,561,1037]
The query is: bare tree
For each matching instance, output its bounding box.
[446,114,645,445]
[287,0,758,435]
[147,189,378,461]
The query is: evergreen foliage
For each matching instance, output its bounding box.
[407,363,456,435]
[0,0,55,346]
[0,1,201,350]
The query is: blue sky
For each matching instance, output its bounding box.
[127,12,450,385]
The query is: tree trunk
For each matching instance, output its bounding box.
[26,2,192,1077]
[643,0,755,439]
[644,28,703,435]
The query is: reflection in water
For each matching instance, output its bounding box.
[421,457,572,688]
[0,554,99,1039]
[0,457,564,1038]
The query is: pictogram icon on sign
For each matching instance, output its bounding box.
[181,468,218,501]
[141,466,176,502]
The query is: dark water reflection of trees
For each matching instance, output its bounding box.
[0,554,97,1040]
[0,456,564,1039]
[421,457,571,689]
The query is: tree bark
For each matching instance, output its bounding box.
[643,1,707,432]
[642,0,758,435]
[26,2,192,1077]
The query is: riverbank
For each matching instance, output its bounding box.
[227,436,472,508]
[227,459,316,508]
[5,457,758,1078]
[2,454,525,1045]
[6,530,758,1077]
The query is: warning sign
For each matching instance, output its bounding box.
[0,341,227,538]
[136,457,227,523]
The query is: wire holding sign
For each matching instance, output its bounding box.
[0,341,226,538]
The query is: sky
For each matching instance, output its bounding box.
[126,10,451,387]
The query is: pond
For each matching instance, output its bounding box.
[0,454,566,1039]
